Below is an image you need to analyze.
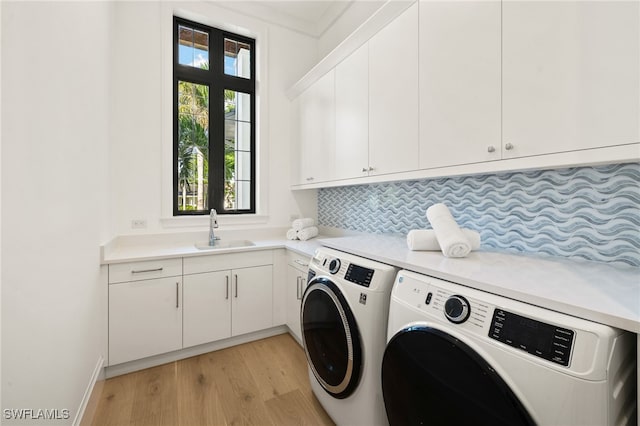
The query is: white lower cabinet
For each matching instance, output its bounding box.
[108,276,183,365]
[183,265,273,347]
[182,271,232,347]
[286,253,310,343]
[182,251,274,349]
[230,265,273,336]
[108,251,274,366]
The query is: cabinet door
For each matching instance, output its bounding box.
[183,271,231,348]
[369,3,419,175]
[109,277,182,365]
[503,1,640,158]
[286,265,304,342]
[231,265,273,336]
[335,43,369,180]
[299,70,335,184]
[419,1,501,168]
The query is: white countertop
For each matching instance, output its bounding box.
[319,234,640,334]
[101,231,639,333]
[101,236,322,264]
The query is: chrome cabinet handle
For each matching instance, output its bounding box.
[131,267,163,274]
[176,282,179,308]
[505,143,514,151]
[297,276,303,300]
[306,177,314,181]
[225,275,229,300]
[362,167,368,172]
[234,274,238,298]
[294,259,308,267]
[487,145,496,153]
[368,167,374,171]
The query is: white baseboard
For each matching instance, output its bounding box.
[105,326,288,378]
[74,355,105,426]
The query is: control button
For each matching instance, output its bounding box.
[328,259,341,274]
[444,295,471,324]
[425,292,433,305]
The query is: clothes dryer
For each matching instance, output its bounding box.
[301,247,398,426]
[382,270,637,426]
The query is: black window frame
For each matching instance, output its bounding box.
[173,16,256,216]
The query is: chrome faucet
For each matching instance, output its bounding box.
[209,209,219,246]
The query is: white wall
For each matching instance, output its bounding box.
[1,2,111,424]
[110,1,319,236]
[318,0,386,58]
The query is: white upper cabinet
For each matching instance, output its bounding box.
[335,43,369,180]
[419,1,501,168]
[368,3,419,176]
[298,70,336,184]
[503,1,640,158]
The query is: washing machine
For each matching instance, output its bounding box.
[301,247,398,426]
[382,270,637,426]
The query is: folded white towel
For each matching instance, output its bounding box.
[297,226,319,241]
[426,203,472,258]
[292,218,315,231]
[286,228,299,241]
[407,229,481,251]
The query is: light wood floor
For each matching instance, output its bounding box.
[90,333,335,426]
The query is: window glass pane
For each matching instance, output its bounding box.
[177,81,209,211]
[236,151,251,181]
[178,25,209,69]
[235,181,251,210]
[224,90,251,122]
[224,38,251,79]
[225,120,251,151]
[223,89,252,211]
[224,143,236,210]
[223,146,251,210]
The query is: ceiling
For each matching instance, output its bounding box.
[215,1,354,37]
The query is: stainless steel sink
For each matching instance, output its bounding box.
[194,240,255,250]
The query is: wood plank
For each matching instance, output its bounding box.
[204,347,275,425]
[265,388,334,426]
[269,334,314,391]
[176,354,227,426]
[236,335,299,401]
[91,334,333,426]
[130,363,178,426]
[92,371,136,426]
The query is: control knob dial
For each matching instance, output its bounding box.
[444,295,471,324]
[328,258,341,274]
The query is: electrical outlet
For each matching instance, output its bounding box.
[131,219,147,229]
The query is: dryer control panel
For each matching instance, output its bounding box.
[489,309,575,366]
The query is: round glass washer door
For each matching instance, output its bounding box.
[382,326,536,426]
[301,277,362,399]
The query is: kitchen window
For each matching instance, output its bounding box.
[173,17,256,215]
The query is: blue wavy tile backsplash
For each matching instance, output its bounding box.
[318,163,640,267]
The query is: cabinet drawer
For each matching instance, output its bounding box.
[287,251,310,273]
[109,258,182,284]
[183,250,273,275]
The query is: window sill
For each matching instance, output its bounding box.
[160,214,269,228]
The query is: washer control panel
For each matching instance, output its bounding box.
[489,309,575,366]
[344,263,375,287]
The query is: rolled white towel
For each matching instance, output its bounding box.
[292,218,315,231]
[297,226,319,241]
[286,228,299,240]
[426,203,471,258]
[407,229,481,251]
